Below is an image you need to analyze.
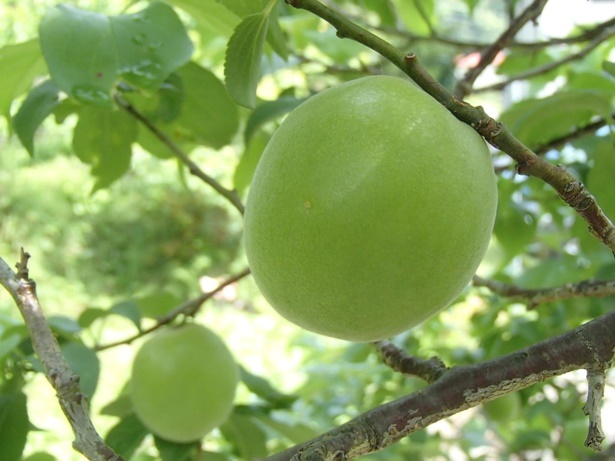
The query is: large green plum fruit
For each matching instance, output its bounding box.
[244,75,497,342]
[130,324,238,442]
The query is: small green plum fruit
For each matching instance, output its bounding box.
[130,323,238,442]
[244,75,497,342]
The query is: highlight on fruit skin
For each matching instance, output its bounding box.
[244,75,498,342]
[130,323,239,442]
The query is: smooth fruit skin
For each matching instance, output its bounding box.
[244,75,497,342]
[130,324,238,442]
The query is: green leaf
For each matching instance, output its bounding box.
[218,0,269,17]
[135,292,182,319]
[254,414,320,444]
[77,307,108,328]
[47,315,82,335]
[110,300,142,329]
[220,412,268,460]
[100,391,134,418]
[13,79,61,156]
[0,40,46,123]
[587,138,615,222]
[266,3,289,61]
[500,90,613,149]
[174,61,239,148]
[234,131,268,193]
[0,334,21,362]
[39,3,193,104]
[154,436,198,461]
[72,105,138,191]
[167,0,240,37]
[390,0,435,35]
[61,342,100,399]
[22,453,57,461]
[110,3,194,90]
[39,5,116,105]
[244,96,304,144]
[602,60,615,78]
[240,366,297,408]
[0,391,29,461]
[105,414,149,459]
[224,12,270,108]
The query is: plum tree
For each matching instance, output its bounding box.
[244,75,498,342]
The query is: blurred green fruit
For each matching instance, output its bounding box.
[483,392,521,423]
[244,75,497,342]
[130,324,238,442]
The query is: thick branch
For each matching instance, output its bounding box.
[267,310,615,460]
[0,252,122,461]
[473,276,615,309]
[474,27,615,93]
[114,95,245,215]
[284,0,615,255]
[95,267,251,351]
[455,0,549,98]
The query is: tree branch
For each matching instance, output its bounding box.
[94,267,251,351]
[473,26,615,93]
[473,275,615,309]
[284,0,615,255]
[372,341,447,383]
[0,251,123,461]
[114,94,245,215]
[455,0,549,98]
[267,310,615,460]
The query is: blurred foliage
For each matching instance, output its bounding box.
[0,0,614,460]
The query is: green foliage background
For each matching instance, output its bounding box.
[0,0,614,460]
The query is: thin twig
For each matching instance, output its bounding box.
[455,0,549,98]
[583,369,606,452]
[533,114,614,155]
[473,275,615,309]
[114,94,245,215]
[473,27,615,93]
[285,0,615,254]
[372,340,447,383]
[0,252,123,461]
[95,267,251,351]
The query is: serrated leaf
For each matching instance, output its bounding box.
[217,0,269,17]
[220,412,268,460]
[13,79,61,156]
[500,90,613,149]
[225,12,269,108]
[0,391,29,461]
[240,366,297,408]
[105,414,149,459]
[167,0,240,39]
[72,105,138,191]
[39,3,193,104]
[174,61,239,148]
[110,300,142,329]
[0,40,46,124]
[234,131,268,193]
[61,342,100,399]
